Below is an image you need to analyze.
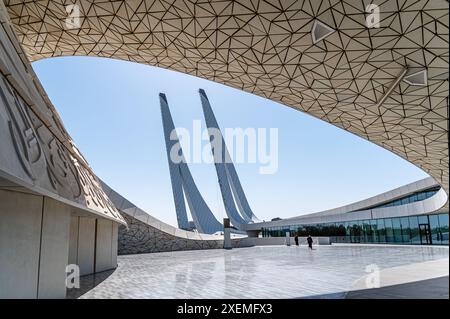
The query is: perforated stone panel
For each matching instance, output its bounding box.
[5,0,448,196]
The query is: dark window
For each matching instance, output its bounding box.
[418,215,428,224]
[384,218,394,243]
[409,216,420,244]
[370,219,378,242]
[377,218,386,243]
[365,187,440,210]
[438,214,449,245]
[361,220,370,243]
[429,215,441,244]
[392,218,402,242]
[400,217,411,243]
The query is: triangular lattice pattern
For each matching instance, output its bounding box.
[4,0,449,195]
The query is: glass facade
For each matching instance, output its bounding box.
[364,187,440,210]
[261,213,449,246]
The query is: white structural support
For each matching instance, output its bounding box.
[0,189,119,298]
[199,89,259,228]
[159,93,223,234]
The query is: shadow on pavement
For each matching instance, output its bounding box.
[66,269,116,299]
[345,276,449,299]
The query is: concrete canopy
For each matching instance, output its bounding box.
[4,0,449,198]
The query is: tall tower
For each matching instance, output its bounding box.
[159,93,223,234]
[199,89,259,228]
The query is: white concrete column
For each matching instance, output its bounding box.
[0,189,121,298]
[68,215,119,276]
[0,190,72,299]
[68,215,79,265]
[37,197,71,299]
[285,231,291,246]
[111,221,118,268]
[0,190,42,298]
[224,228,232,249]
[77,217,96,276]
[95,218,116,273]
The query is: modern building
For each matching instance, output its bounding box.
[245,178,448,246]
[0,0,448,299]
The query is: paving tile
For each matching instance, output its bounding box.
[71,245,449,299]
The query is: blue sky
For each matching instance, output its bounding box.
[33,57,428,227]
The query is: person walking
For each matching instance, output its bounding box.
[294,233,299,246]
[307,235,313,250]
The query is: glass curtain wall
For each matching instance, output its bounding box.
[262,213,449,246]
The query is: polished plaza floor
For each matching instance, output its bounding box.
[73,245,449,299]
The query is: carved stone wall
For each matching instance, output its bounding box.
[118,213,224,255]
[0,2,124,224]
[99,179,256,254]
